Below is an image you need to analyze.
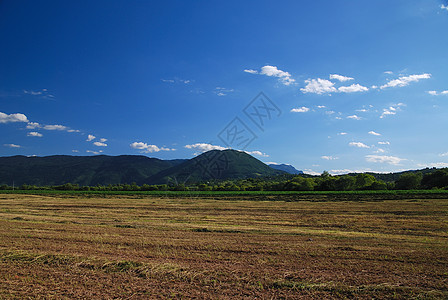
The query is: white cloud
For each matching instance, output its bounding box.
[329,168,372,175]
[260,65,296,86]
[329,74,354,82]
[368,131,381,136]
[27,132,43,137]
[43,124,67,131]
[99,138,107,143]
[378,141,390,145]
[300,78,336,94]
[184,143,227,153]
[321,156,338,160]
[245,150,269,157]
[442,4,448,11]
[72,150,79,153]
[338,132,348,135]
[347,115,361,120]
[384,71,393,75]
[380,73,431,89]
[365,155,404,165]
[244,66,295,85]
[4,143,21,148]
[291,107,310,113]
[93,141,107,147]
[338,84,368,93]
[0,112,28,124]
[418,162,448,168]
[244,69,258,74]
[86,150,103,155]
[325,110,335,115]
[427,90,448,96]
[131,142,174,153]
[214,87,234,97]
[317,105,326,109]
[349,142,370,148]
[356,109,368,112]
[87,135,96,141]
[380,103,405,119]
[375,148,386,153]
[26,122,40,129]
[67,129,80,133]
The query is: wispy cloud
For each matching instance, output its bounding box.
[214,87,234,96]
[245,65,296,86]
[24,89,55,99]
[245,150,269,157]
[418,162,448,168]
[86,150,103,155]
[3,143,21,148]
[161,78,191,84]
[427,90,448,96]
[290,107,310,113]
[378,141,390,145]
[321,155,338,160]
[93,141,107,147]
[43,124,68,131]
[0,112,28,123]
[329,74,354,82]
[349,142,370,148]
[184,143,227,153]
[380,73,431,89]
[27,132,43,137]
[338,132,348,135]
[368,131,381,136]
[366,155,404,165]
[441,4,448,11]
[131,142,174,153]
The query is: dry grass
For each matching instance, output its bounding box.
[0,193,447,299]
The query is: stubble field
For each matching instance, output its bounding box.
[0,193,447,299]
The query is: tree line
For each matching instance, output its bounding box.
[1,168,447,192]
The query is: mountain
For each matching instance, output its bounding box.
[0,155,185,186]
[147,149,286,184]
[269,163,303,174]
[0,151,284,186]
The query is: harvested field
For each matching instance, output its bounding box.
[0,193,447,299]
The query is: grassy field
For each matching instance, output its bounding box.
[0,193,447,299]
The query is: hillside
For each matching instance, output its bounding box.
[268,163,303,174]
[147,149,286,184]
[0,155,185,186]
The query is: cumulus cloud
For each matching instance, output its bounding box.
[300,78,336,94]
[349,142,370,148]
[338,84,368,93]
[0,112,28,123]
[329,74,354,82]
[131,142,174,153]
[245,150,269,157]
[4,143,21,148]
[184,143,227,152]
[246,65,295,86]
[99,138,107,142]
[317,105,326,109]
[27,132,43,137]
[380,103,405,119]
[86,135,96,141]
[86,150,103,155]
[368,131,381,136]
[442,4,448,11]
[26,122,40,129]
[380,73,431,89]
[321,156,338,160]
[378,141,390,145]
[93,141,107,147]
[290,107,310,113]
[347,115,361,120]
[366,155,404,165]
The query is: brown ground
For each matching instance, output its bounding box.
[0,193,447,299]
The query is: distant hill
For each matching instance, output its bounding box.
[0,151,284,186]
[268,163,303,174]
[0,155,185,186]
[148,149,286,184]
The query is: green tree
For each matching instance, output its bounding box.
[395,173,422,190]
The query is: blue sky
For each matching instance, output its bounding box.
[1,0,448,175]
